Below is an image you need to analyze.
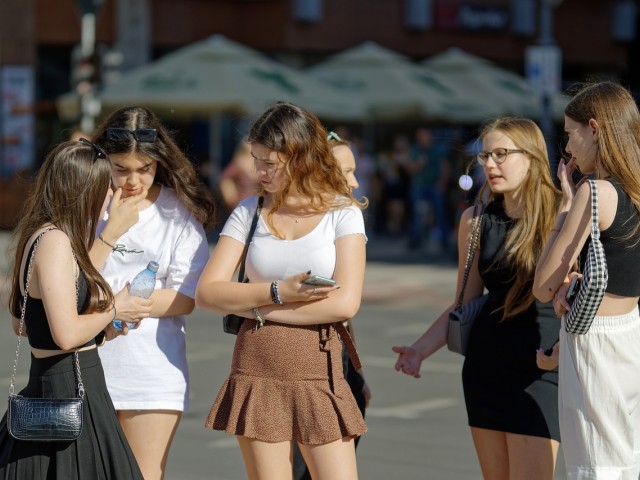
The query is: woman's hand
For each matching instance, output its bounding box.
[552,272,582,317]
[557,158,587,212]
[113,283,153,326]
[392,345,424,379]
[536,342,559,371]
[277,271,340,303]
[100,187,148,242]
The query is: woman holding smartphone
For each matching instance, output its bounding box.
[533,81,640,479]
[196,102,368,480]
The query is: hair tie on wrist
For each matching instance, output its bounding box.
[99,234,116,251]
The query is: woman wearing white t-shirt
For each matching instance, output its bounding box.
[90,106,216,480]
[196,102,368,480]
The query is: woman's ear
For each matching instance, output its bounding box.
[588,118,599,142]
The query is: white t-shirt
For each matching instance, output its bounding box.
[222,196,366,282]
[97,186,209,411]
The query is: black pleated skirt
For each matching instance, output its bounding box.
[0,348,143,479]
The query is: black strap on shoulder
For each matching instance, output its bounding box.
[237,196,264,283]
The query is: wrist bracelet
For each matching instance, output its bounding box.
[270,280,284,305]
[99,234,116,251]
[551,227,561,233]
[252,307,266,328]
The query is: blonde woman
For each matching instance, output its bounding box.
[394,118,562,480]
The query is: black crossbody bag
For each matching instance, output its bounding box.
[223,196,264,335]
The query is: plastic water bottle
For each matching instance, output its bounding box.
[113,261,159,331]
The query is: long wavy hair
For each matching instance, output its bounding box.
[565,81,640,240]
[9,141,114,317]
[478,117,561,320]
[92,105,216,230]
[247,102,365,238]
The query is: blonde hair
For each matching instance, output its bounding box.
[478,117,561,320]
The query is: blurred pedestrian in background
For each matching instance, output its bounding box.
[196,102,367,480]
[534,81,640,479]
[406,127,449,251]
[394,117,562,480]
[219,139,258,212]
[91,105,215,480]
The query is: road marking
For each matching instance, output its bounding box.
[366,398,458,419]
[361,355,461,373]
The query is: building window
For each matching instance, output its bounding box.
[293,0,324,23]
[405,0,432,31]
[511,0,536,36]
[611,0,637,42]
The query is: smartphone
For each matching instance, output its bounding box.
[302,275,336,286]
[565,276,580,303]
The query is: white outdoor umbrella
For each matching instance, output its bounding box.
[306,41,457,122]
[58,34,365,123]
[419,48,543,123]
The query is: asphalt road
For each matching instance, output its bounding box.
[0,234,567,479]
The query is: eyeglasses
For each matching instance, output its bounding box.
[477,148,526,166]
[327,131,342,142]
[78,137,107,160]
[106,127,158,143]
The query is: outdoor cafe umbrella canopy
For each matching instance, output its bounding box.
[58,34,365,122]
[306,41,458,122]
[420,48,568,123]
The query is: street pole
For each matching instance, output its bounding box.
[80,12,97,134]
[526,0,563,173]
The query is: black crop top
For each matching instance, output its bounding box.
[21,235,95,349]
[580,178,640,297]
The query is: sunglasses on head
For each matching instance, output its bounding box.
[106,127,158,143]
[78,137,107,160]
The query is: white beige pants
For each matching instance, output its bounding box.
[560,307,640,480]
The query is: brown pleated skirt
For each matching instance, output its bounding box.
[205,319,367,444]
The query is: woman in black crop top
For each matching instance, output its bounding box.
[395,117,562,479]
[0,139,147,479]
[534,81,640,479]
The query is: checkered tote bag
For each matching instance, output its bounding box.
[564,179,608,335]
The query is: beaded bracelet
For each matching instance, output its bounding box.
[270,280,284,305]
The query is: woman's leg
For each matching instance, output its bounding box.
[298,437,358,480]
[118,410,182,480]
[470,427,509,480]
[236,436,293,480]
[506,432,559,480]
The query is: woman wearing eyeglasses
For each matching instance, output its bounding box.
[89,106,216,480]
[394,117,562,480]
[0,139,144,479]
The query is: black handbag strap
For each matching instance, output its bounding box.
[10,228,84,399]
[237,196,264,283]
[455,203,485,309]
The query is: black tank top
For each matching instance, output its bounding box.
[584,178,640,297]
[21,236,94,349]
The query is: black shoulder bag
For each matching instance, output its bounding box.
[8,229,84,441]
[223,196,264,335]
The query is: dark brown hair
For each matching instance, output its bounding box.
[92,105,216,230]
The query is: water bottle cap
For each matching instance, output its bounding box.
[147,261,159,273]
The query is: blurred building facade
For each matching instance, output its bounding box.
[0,0,638,225]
